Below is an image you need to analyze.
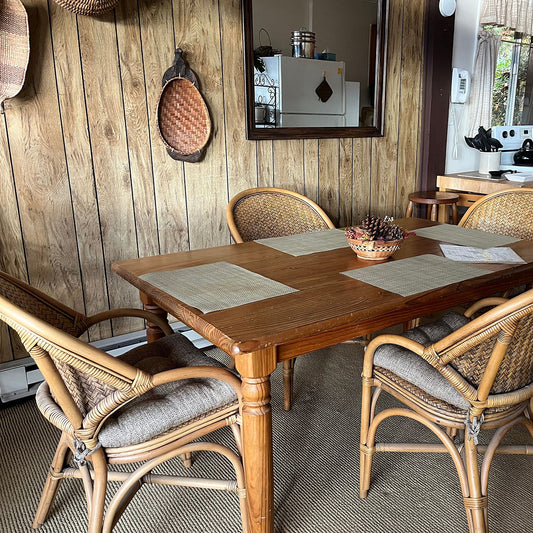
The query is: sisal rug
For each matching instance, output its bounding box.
[1,343,532,533]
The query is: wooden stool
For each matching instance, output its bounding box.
[406,191,459,224]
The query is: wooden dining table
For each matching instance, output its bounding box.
[112,217,533,533]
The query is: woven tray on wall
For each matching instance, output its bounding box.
[0,0,30,113]
[52,0,120,16]
[156,49,212,163]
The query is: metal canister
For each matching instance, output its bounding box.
[291,30,316,59]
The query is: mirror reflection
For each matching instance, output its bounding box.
[243,0,387,138]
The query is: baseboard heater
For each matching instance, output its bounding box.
[0,322,212,403]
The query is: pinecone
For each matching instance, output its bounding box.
[361,215,388,240]
[359,215,406,241]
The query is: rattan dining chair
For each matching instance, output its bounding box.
[226,187,335,411]
[359,289,533,533]
[458,187,533,240]
[0,270,247,533]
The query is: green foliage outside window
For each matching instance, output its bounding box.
[486,25,532,126]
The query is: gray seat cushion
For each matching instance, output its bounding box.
[374,312,470,409]
[98,334,238,448]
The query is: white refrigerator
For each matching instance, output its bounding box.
[254,55,359,127]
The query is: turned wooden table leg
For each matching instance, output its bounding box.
[236,348,277,533]
[139,292,169,343]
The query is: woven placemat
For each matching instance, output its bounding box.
[256,229,348,256]
[341,254,487,297]
[413,224,519,248]
[140,261,298,313]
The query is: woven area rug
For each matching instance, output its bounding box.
[1,342,532,533]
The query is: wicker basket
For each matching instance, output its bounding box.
[157,77,211,161]
[156,49,211,163]
[0,0,30,113]
[52,0,120,16]
[346,237,403,260]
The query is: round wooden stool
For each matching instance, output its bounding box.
[406,191,459,224]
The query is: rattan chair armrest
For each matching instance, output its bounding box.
[464,297,509,318]
[152,366,242,402]
[85,308,174,336]
[363,334,425,376]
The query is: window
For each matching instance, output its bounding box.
[485,25,533,126]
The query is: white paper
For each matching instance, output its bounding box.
[439,244,526,264]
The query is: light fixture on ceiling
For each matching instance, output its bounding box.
[439,0,456,17]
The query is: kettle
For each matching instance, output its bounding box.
[513,138,533,166]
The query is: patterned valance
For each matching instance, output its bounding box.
[480,0,533,35]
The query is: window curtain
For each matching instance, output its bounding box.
[480,0,533,35]
[466,30,501,137]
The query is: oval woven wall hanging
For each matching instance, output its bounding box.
[0,0,30,113]
[52,0,119,16]
[156,49,212,163]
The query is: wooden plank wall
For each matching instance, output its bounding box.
[0,0,425,362]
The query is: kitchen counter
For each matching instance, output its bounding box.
[436,172,533,222]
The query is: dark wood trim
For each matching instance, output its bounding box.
[419,1,455,191]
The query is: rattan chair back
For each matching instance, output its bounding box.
[226,187,335,243]
[0,270,88,336]
[459,188,533,240]
[433,290,533,402]
[0,294,143,435]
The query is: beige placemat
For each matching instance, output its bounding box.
[341,254,487,297]
[413,224,519,248]
[140,261,298,313]
[256,229,348,256]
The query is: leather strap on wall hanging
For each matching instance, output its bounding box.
[156,49,212,163]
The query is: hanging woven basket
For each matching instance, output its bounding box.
[156,49,211,163]
[52,0,120,16]
[0,0,30,113]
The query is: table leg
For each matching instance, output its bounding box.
[139,292,168,343]
[236,348,277,533]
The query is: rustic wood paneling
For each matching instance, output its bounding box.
[256,140,273,187]
[221,0,258,211]
[396,0,426,218]
[352,137,373,223]
[176,0,229,251]
[49,3,110,340]
[0,0,427,363]
[318,138,340,224]
[371,0,403,217]
[273,139,304,193]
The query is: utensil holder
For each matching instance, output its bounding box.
[478,151,501,175]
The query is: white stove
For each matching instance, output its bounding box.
[491,125,533,168]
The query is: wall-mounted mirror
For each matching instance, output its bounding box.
[242,0,388,140]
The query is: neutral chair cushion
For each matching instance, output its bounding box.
[374,313,471,409]
[98,334,238,448]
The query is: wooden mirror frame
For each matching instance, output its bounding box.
[242,0,389,140]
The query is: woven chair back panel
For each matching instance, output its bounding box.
[451,314,533,394]
[0,275,85,338]
[53,358,117,416]
[461,192,533,240]
[233,193,331,241]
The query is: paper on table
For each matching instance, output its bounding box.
[440,244,526,263]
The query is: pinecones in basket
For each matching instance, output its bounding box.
[345,215,407,242]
